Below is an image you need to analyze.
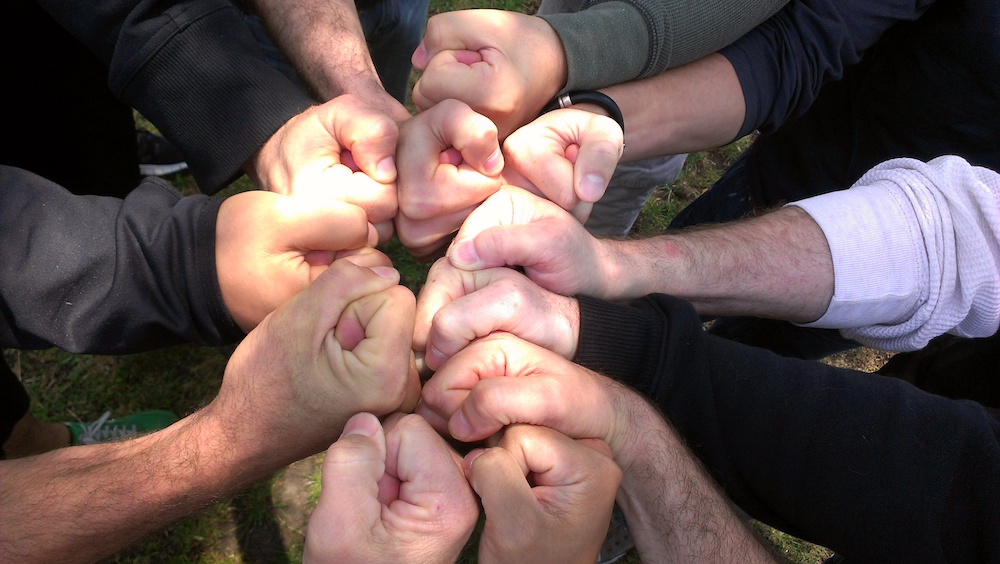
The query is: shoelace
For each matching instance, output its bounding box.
[78,411,138,445]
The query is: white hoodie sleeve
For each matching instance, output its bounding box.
[789,156,1000,352]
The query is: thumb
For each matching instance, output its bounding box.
[447,186,553,271]
[314,413,387,534]
[277,196,375,254]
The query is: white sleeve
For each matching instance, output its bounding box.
[788,156,1000,352]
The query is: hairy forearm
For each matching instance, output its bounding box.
[251,0,379,99]
[615,396,777,563]
[0,407,267,562]
[603,53,746,162]
[602,206,833,323]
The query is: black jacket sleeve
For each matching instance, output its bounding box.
[0,166,244,354]
[34,0,314,193]
[575,294,1000,562]
[720,0,937,139]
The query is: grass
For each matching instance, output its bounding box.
[7,0,888,561]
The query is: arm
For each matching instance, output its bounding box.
[411,0,788,139]
[0,260,420,562]
[37,0,313,192]
[575,293,1000,561]
[602,0,937,160]
[246,0,411,122]
[448,158,1000,349]
[538,0,788,92]
[417,333,775,563]
[0,166,378,353]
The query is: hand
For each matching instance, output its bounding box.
[414,257,580,373]
[502,108,624,222]
[395,99,504,261]
[217,259,420,465]
[417,332,634,460]
[246,95,399,242]
[411,10,567,139]
[466,425,621,564]
[304,412,479,564]
[216,189,383,332]
[446,186,612,298]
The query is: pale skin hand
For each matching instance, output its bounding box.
[420,334,776,563]
[0,261,417,563]
[245,95,400,243]
[411,9,567,139]
[215,188,384,332]
[413,257,580,373]
[394,99,504,261]
[446,186,616,298]
[447,186,834,323]
[304,412,479,564]
[502,108,623,222]
[219,259,421,464]
[466,425,621,564]
[248,0,411,122]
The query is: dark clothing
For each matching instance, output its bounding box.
[0,167,242,354]
[719,0,1000,207]
[575,294,1000,562]
[27,0,313,194]
[1,0,141,198]
[0,359,32,459]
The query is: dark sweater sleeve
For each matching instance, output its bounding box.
[576,294,1000,562]
[720,0,937,139]
[35,0,314,193]
[0,166,244,354]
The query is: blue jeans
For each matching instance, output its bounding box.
[239,0,429,105]
[670,151,859,360]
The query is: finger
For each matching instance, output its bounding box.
[412,49,491,111]
[334,246,393,269]
[502,125,577,210]
[394,202,480,260]
[447,186,561,270]
[332,284,417,413]
[313,413,386,537]
[498,426,620,490]
[465,447,536,539]
[277,260,400,352]
[273,194,373,254]
[329,97,400,185]
[413,257,463,353]
[572,114,624,204]
[423,269,577,371]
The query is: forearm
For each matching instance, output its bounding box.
[539,0,787,94]
[614,393,776,563]
[0,407,265,563]
[599,205,833,323]
[0,168,241,353]
[602,53,746,162]
[249,0,410,121]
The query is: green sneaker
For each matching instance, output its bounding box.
[66,410,179,445]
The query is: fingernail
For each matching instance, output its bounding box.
[465,448,485,466]
[484,148,503,175]
[371,266,398,279]
[450,410,472,439]
[579,173,607,203]
[449,238,478,267]
[376,156,396,180]
[341,413,379,438]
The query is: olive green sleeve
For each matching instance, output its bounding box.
[538,0,788,92]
